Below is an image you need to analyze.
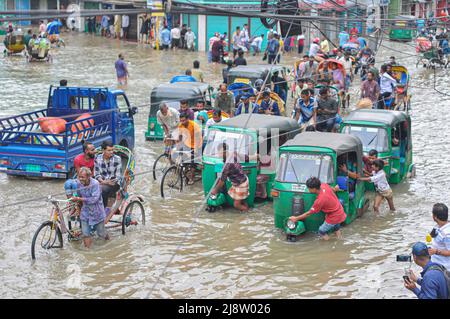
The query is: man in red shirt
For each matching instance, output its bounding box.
[289,177,346,240]
[350,23,359,36]
[64,141,96,197]
[74,141,96,174]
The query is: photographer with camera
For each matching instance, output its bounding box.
[404,242,449,299]
[429,203,450,270]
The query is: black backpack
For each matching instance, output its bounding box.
[425,264,450,299]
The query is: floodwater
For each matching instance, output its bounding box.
[0,32,448,299]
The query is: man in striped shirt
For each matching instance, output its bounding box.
[94,141,122,208]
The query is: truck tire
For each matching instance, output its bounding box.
[260,0,279,29]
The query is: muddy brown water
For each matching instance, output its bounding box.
[0,32,447,298]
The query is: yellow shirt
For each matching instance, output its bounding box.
[191,69,204,82]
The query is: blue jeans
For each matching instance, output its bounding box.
[318,221,341,235]
[316,117,336,132]
[64,179,78,196]
[81,220,108,238]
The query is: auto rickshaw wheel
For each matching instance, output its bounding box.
[286,234,297,242]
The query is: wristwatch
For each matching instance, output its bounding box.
[436,249,441,255]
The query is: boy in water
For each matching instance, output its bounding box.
[359,159,395,214]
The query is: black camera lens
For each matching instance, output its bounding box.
[396,255,412,262]
[430,228,438,238]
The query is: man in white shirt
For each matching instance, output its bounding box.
[122,15,129,40]
[378,64,398,109]
[156,102,180,138]
[339,52,353,89]
[251,34,264,56]
[171,25,181,49]
[185,27,196,51]
[243,24,250,52]
[429,203,450,271]
[309,38,320,57]
[204,108,226,137]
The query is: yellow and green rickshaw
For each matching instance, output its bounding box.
[3,30,26,55]
[272,132,369,241]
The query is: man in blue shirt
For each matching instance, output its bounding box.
[292,89,315,126]
[258,90,280,116]
[266,34,280,65]
[235,94,258,116]
[160,26,171,50]
[405,242,449,299]
[101,15,110,37]
[338,29,349,48]
[71,167,109,249]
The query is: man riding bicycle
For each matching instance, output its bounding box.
[157,102,180,139]
[176,113,203,185]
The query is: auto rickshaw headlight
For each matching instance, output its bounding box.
[287,219,296,230]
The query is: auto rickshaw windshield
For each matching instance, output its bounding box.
[204,129,257,159]
[276,153,334,184]
[342,125,389,153]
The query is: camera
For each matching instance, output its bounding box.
[430,228,438,238]
[396,254,412,262]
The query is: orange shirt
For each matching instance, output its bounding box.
[178,120,202,149]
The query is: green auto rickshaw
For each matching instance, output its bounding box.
[202,114,299,212]
[145,82,213,141]
[389,15,416,42]
[340,109,415,189]
[227,64,289,85]
[272,132,369,241]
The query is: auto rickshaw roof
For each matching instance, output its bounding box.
[215,114,299,133]
[151,82,210,99]
[282,132,363,156]
[344,109,409,126]
[228,64,286,78]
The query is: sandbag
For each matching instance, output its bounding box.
[38,117,67,134]
[71,113,94,133]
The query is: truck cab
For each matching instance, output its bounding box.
[0,86,136,178]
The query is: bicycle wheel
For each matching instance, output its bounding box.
[121,200,145,235]
[31,221,63,260]
[160,165,183,198]
[152,153,171,181]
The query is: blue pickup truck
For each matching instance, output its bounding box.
[0,85,136,178]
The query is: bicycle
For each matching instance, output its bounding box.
[31,145,146,260]
[152,137,176,181]
[160,149,202,198]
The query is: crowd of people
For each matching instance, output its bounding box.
[40,15,450,299]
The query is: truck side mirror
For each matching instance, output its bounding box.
[131,106,138,115]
